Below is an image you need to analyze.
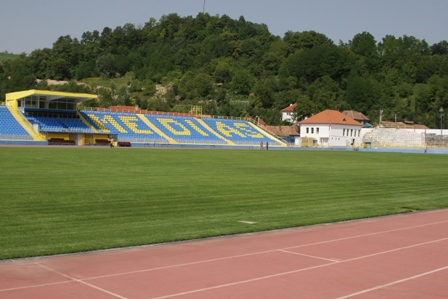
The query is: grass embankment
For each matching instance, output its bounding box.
[1,147,447,260]
[0,53,18,62]
[81,76,131,89]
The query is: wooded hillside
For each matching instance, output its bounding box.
[1,13,448,128]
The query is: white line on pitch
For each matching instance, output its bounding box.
[238,221,257,224]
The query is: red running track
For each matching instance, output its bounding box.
[1,209,448,299]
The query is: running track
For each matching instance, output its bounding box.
[1,209,448,298]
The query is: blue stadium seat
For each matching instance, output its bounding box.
[0,106,33,140]
[2,106,283,145]
[60,118,93,133]
[79,110,282,145]
[28,115,94,133]
[81,111,168,143]
[201,118,281,145]
[144,115,226,145]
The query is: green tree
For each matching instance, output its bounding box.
[0,54,36,96]
[5,13,448,127]
[349,32,377,57]
[193,73,214,97]
[307,76,343,110]
[427,75,448,111]
[254,77,277,108]
[283,30,333,53]
[231,70,253,95]
[274,89,301,110]
[116,86,132,106]
[50,58,71,80]
[75,60,98,80]
[430,41,448,55]
[28,48,52,79]
[213,59,233,83]
[347,32,379,75]
[417,55,448,83]
[345,75,382,114]
[97,54,116,78]
[378,35,430,83]
[280,44,349,83]
[52,35,80,78]
[293,95,319,121]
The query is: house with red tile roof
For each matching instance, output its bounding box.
[342,110,370,127]
[281,103,297,123]
[298,109,363,147]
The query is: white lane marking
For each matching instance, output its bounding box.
[2,217,447,295]
[0,280,72,292]
[278,249,341,262]
[150,237,448,299]
[336,265,448,299]
[77,219,448,281]
[37,263,129,299]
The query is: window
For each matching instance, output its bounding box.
[306,127,309,134]
[316,127,319,134]
[343,129,345,136]
[311,128,314,134]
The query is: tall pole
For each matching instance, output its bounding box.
[440,107,444,136]
[379,110,383,127]
[203,0,206,13]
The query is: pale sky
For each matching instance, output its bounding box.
[1,0,447,54]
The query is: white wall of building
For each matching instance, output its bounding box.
[282,111,294,122]
[300,123,362,147]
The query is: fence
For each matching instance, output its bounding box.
[0,134,34,140]
[362,128,448,149]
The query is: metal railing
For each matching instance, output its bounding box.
[0,134,34,140]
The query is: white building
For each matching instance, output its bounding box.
[298,110,363,147]
[281,103,297,123]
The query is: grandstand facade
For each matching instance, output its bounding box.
[0,90,285,148]
[3,90,447,150]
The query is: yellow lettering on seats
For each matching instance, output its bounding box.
[234,123,264,138]
[185,120,208,136]
[100,115,127,133]
[158,118,191,135]
[118,116,153,134]
[216,122,246,138]
[87,114,110,132]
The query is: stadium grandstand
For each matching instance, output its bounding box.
[0,90,286,148]
[3,89,448,150]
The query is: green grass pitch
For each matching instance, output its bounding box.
[1,147,447,260]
